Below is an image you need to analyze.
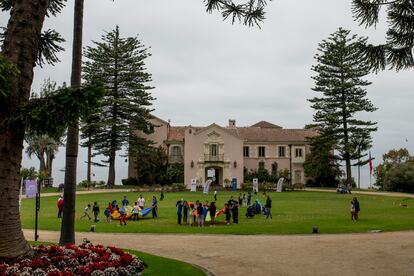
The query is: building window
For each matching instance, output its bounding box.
[171,146,181,156]
[278,146,286,157]
[243,146,249,157]
[295,148,303,157]
[210,144,218,157]
[258,146,265,157]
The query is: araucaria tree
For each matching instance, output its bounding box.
[308,28,377,187]
[83,26,154,187]
[352,0,414,71]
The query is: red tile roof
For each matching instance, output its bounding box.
[167,124,318,143]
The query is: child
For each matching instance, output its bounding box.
[122,196,129,206]
[189,203,195,226]
[104,207,111,223]
[80,204,91,220]
[132,202,139,221]
[242,193,247,207]
[57,195,64,218]
[119,206,127,226]
[92,201,100,222]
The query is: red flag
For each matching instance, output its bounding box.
[369,151,373,176]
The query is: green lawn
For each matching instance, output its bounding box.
[21,191,414,234]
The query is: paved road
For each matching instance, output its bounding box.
[24,230,414,276]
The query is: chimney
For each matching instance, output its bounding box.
[228,119,236,129]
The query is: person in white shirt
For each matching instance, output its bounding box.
[137,195,145,209]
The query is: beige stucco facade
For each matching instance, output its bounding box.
[129,117,317,188]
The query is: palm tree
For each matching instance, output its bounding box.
[60,0,84,245]
[0,0,51,259]
[25,134,62,177]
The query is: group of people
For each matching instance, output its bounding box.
[76,194,159,226]
[176,199,218,227]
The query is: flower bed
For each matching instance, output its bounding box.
[0,243,145,275]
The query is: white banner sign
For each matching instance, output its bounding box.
[253,178,259,193]
[190,178,197,192]
[203,179,212,194]
[276,177,285,193]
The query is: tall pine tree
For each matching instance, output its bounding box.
[83,26,154,187]
[308,28,377,187]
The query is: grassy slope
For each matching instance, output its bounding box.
[21,191,414,234]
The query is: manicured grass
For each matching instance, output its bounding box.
[21,191,414,234]
[28,242,205,275]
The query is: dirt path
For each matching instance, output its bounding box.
[23,230,414,276]
[306,188,414,198]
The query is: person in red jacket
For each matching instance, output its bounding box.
[57,195,64,218]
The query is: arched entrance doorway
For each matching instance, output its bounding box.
[205,166,223,187]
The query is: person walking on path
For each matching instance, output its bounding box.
[209,201,217,226]
[151,196,158,218]
[80,204,92,220]
[197,202,204,227]
[92,201,100,222]
[132,202,139,221]
[137,195,145,210]
[265,196,272,219]
[176,199,183,225]
[57,195,64,218]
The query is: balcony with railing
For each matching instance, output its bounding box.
[169,154,184,163]
[204,154,224,162]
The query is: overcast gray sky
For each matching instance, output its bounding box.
[2,0,413,187]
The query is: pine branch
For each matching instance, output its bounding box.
[204,0,269,27]
[37,29,65,67]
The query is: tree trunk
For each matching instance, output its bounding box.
[60,0,84,245]
[39,155,47,174]
[46,152,54,178]
[87,142,91,189]
[0,0,49,258]
[107,151,116,187]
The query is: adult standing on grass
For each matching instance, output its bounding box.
[151,196,158,218]
[209,202,217,226]
[92,202,100,222]
[265,196,272,219]
[137,195,145,210]
[247,192,252,206]
[352,197,360,221]
[197,202,204,227]
[176,199,183,225]
[214,190,218,201]
[57,196,64,218]
[232,201,239,224]
[183,201,189,224]
[160,187,165,201]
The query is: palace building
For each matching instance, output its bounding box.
[128,116,318,188]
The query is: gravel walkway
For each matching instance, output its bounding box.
[23,230,414,276]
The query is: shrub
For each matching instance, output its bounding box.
[0,244,144,275]
[78,180,98,188]
[121,177,139,186]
